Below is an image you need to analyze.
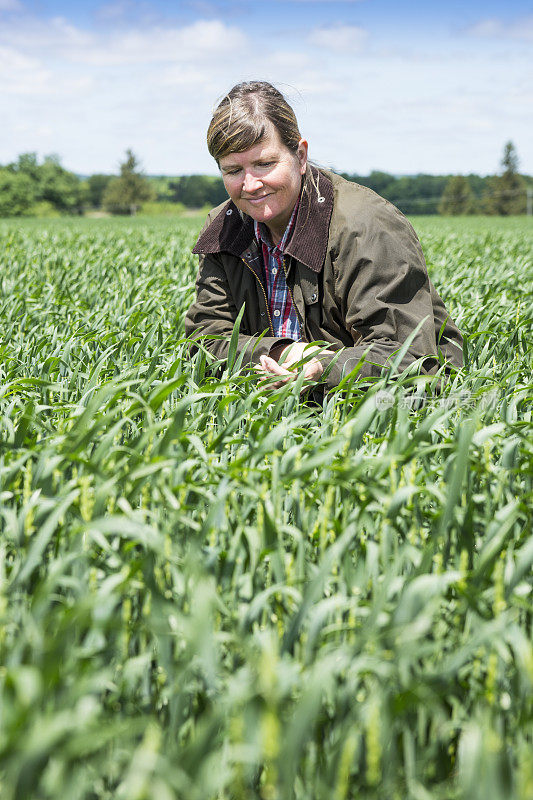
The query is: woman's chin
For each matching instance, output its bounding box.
[249,208,274,225]
[256,208,274,222]
[237,199,284,231]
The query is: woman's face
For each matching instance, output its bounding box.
[219,125,308,243]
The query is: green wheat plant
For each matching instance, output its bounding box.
[0,215,531,800]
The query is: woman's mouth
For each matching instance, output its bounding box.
[243,193,272,204]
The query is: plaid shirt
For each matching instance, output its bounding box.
[254,204,301,341]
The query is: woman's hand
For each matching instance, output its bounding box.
[256,343,333,391]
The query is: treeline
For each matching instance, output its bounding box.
[1,143,531,217]
[0,150,155,217]
[0,150,226,217]
[151,141,532,216]
[342,142,530,215]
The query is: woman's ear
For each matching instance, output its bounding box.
[297,139,308,174]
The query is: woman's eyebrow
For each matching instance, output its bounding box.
[250,152,277,164]
[220,153,276,170]
[219,161,240,171]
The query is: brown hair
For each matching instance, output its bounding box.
[207,81,302,162]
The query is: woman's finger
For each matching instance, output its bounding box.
[259,355,292,376]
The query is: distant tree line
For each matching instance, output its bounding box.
[0,142,530,217]
[342,143,530,215]
[0,150,156,218]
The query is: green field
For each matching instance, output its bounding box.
[0,215,532,800]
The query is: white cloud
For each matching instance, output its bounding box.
[2,17,247,65]
[72,20,246,66]
[0,45,52,94]
[308,24,368,53]
[468,19,502,38]
[0,44,37,72]
[5,16,94,53]
[467,15,533,42]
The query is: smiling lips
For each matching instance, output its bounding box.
[242,193,273,204]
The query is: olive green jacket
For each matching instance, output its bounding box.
[185,167,463,389]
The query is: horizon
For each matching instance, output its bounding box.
[1,0,532,176]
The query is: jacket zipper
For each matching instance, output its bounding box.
[240,257,274,335]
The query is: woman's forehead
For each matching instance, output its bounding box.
[219,127,285,167]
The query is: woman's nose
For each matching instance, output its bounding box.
[242,172,262,194]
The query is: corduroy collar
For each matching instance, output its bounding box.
[192,164,334,274]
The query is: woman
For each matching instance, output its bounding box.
[185,81,463,391]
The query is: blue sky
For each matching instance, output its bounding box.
[1,0,532,176]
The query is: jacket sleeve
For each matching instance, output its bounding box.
[184,251,294,366]
[321,201,454,389]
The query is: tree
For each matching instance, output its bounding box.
[11,152,41,183]
[0,169,34,216]
[103,150,154,214]
[168,175,227,208]
[365,170,396,196]
[87,174,113,208]
[7,152,85,213]
[485,141,526,215]
[438,175,476,215]
[502,140,519,174]
[38,155,86,212]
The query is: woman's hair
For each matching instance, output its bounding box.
[207,81,302,162]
